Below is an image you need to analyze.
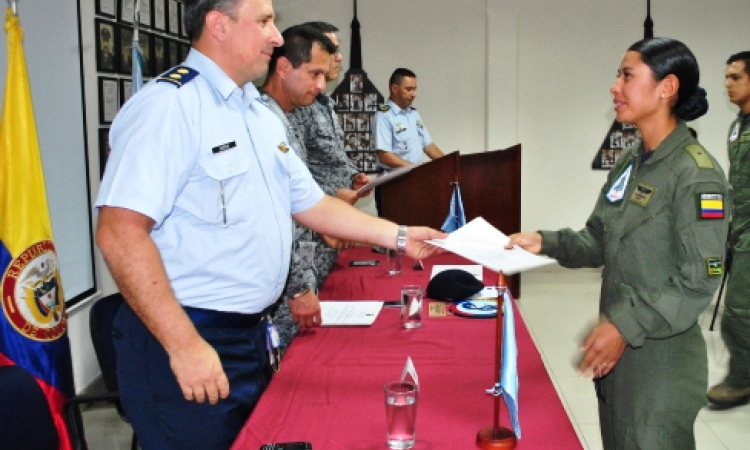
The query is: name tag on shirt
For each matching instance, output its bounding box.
[212,141,237,154]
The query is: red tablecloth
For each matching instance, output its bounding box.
[231,247,583,450]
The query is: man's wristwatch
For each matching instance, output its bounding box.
[397,225,408,255]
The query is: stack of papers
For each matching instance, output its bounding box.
[426,217,555,275]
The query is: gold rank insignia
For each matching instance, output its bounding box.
[629,183,656,207]
[706,257,723,277]
[157,66,199,88]
[278,142,289,153]
[380,104,390,112]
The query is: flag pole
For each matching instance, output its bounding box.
[132,0,143,94]
[476,271,517,449]
[6,0,17,16]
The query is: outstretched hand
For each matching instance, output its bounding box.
[405,226,448,260]
[506,232,543,254]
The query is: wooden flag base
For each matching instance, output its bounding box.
[476,425,517,449]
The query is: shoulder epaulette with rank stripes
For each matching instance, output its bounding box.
[157,66,199,88]
[684,143,714,169]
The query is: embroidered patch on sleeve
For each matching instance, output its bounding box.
[707,257,723,277]
[698,193,724,219]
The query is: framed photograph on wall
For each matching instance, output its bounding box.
[356,113,370,132]
[349,93,363,112]
[364,93,378,111]
[119,0,135,24]
[116,24,134,75]
[95,19,117,73]
[350,73,363,93]
[152,0,166,31]
[166,0,179,35]
[98,128,111,179]
[179,1,188,38]
[336,93,349,111]
[179,42,190,62]
[139,0,152,27]
[153,35,168,74]
[96,0,117,18]
[165,39,179,67]
[98,77,120,124]
[120,78,133,106]
[137,31,154,77]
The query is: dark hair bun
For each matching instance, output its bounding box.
[676,87,708,121]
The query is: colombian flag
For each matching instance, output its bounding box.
[699,193,725,219]
[0,9,74,450]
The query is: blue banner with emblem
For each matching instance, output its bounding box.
[0,9,74,449]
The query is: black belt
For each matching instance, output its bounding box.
[184,306,270,329]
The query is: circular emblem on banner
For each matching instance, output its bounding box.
[2,240,66,341]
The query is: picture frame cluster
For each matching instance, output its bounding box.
[95,0,191,178]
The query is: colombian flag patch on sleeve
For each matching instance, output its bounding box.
[698,193,724,219]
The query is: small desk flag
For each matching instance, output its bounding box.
[0,8,74,449]
[441,183,466,232]
[500,290,520,437]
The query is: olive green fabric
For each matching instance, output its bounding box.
[540,121,730,450]
[722,113,750,387]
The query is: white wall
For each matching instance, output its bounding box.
[64,0,750,391]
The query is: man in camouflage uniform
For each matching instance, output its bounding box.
[708,51,750,408]
[268,23,370,352]
[261,25,339,350]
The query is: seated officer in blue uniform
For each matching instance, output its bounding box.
[94,1,446,449]
[373,68,445,214]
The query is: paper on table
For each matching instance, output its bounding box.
[426,217,555,275]
[356,165,414,194]
[319,301,383,326]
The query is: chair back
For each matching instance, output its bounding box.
[90,293,124,395]
[0,365,59,450]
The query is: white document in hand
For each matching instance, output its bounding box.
[356,165,414,194]
[426,217,555,275]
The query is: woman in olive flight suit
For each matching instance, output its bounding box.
[508,38,730,450]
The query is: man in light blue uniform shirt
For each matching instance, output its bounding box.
[373,68,445,213]
[94,1,446,449]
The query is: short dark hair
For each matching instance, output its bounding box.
[302,21,339,34]
[267,25,337,77]
[389,68,416,87]
[183,0,240,41]
[727,51,750,76]
[628,37,708,121]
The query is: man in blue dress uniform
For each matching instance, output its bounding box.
[94,1,445,449]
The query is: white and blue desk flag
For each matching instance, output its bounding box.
[132,0,144,94]
[486,290,521,437]
[441,183,466,232]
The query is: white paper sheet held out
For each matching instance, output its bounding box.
[319,301,383,326]
[356,165,414,194]
[426,217,555,275]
